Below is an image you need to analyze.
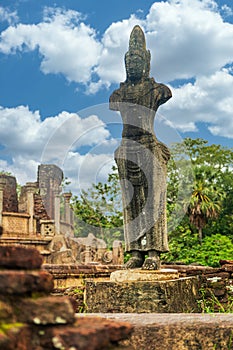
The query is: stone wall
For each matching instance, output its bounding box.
[0,175,18,212]
[0,245,132,350]
[37,164,63,220]
[45,261,233,313]
[0,165,124,266]
[163,261,233,312]
[98,313,233,350]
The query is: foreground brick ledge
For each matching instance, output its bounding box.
[0,270,54,294]
[0,245,43,269]
[43,263,123,275]
[86,313,233,350]
[90,313,233,325]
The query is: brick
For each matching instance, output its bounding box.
[14,296,75,325]
[0,246,43,269]
[38,317,133,350]
[0,270,54,294]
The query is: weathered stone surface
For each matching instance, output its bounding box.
[0,324,30,350]
[43,263,122,277]
[110,268,179,282]
[222,264,233,272]
[0,300,15,322]
[38,316,133,350]
[220,259,233,265]
[163,264,216,275]
[90,313,233,350]
[204,272,230,279]
[0,245,133,349]
[0,270,54,294]
[13,296,75,325]
[0,246,43,269]
[85,277,200,313]
[37,164,63,220]
[0,174,18,212]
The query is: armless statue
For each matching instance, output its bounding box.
[109,25,172,270]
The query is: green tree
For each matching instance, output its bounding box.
[168,138,233,240]
[72,166,123,247]
[186,177,223,243]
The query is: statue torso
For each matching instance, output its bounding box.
[110,78,172,140]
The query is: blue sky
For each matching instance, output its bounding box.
[0,0,233,192]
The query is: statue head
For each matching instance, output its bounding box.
[125,25,151,83]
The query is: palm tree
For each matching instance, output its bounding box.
[186,178,224,244]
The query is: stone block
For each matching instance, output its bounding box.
[222,264,233,272]
[110,268,179,282]
[92,313,233,350]
[85,277,200,313]
[0,323,30,350]
[13,296,75,325]
[41,316,133,350]
[220,259,233,265]
[0,300,15,323]
[0,270,54,294]
[0,246,43,269]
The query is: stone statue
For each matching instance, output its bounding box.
[109,25,172,270]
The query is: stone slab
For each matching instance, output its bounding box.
[38,316,133,350]
[85,276,200,313]
[85,313,233,350]
[12,296,75,325]
[0,246,43,269]
[0,270,54,294]
[110,268,179,282]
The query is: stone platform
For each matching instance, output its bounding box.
[110,268,179,282]
[85,269,200,313]
[86,313,233,350]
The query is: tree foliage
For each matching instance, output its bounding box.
[72,166,123,247]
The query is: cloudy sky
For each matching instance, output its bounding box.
[0,0,233,193]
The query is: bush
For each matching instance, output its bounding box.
[162,233,233,267]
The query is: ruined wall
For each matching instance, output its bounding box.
[18,185,30,213]
[0,174,18,212]
[0,246,132,350]
[37,164,63,220]
[34,192,50,221]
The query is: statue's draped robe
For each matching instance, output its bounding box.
[110,78,171,253]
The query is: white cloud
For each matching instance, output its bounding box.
[161,68,233,137]
[145,0,233,82]
[0,7,102,85]
[1,1,232,88]
[63,151,115,193]
[0,6,18,25]
[0,105,112,188]
[221,5,233,18]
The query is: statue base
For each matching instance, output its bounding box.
[85,270,200,313]
[110,268,179,283]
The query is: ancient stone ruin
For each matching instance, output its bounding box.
[0,164,123,266]
[0,245,132,350]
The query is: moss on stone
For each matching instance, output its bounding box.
[0,322,24,334]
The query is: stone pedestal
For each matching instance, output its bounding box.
[110,268,179,282]
[85,270,200,313]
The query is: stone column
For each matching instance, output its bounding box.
[26,182,37,235]
[54,188,61,234]
[0,179,5,228]
[63,192,72,225]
